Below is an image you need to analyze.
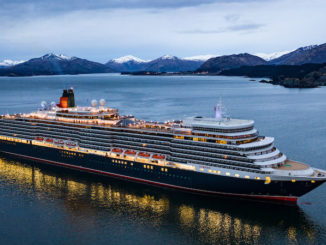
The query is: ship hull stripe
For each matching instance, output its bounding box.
[0,150,298,203]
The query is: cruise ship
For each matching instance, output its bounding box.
[0,89,325,203]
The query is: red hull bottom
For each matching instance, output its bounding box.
[0,150,298,204]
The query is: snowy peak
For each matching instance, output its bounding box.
[41,53,73,61]
[0,59,25,67]
[255,51,292,61]
[182,54,218,61]
[112,55,146,64]
[160,55,177,60]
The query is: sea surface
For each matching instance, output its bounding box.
[0,74,326,245]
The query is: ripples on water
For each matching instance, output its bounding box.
[0,74,326,245]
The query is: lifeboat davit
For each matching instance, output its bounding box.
[138,152,150,158]
[35,137,44,141]
[152,154,165,160]
[125,150,136,155]
[45,138,54,143]
[112,148,123,153]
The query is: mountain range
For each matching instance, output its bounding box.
[1,43,326,76]
[0,54,114,76]
[105,55,205,72]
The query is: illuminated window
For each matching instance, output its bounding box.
[151,166,154,170]
[199,168,204,171]
[291,179,296,183]
[165,168,168,172]
[255,177,260,180]
[208,170,213,173]
[144,165,146,168]
[245,175,250,179]
[226,172,230,176]
[311,180,315,183]
[235,174,240,177]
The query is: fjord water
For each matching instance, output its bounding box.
[0,74,326,245]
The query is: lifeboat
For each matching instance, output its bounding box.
[112,148,123,153]
[152,154,165,160]
[138,152,150,158]
[45,138,54,143]
[54,139,64,145]
[125,150,136,155]
[66,142,77,147]
[35,137,44,141]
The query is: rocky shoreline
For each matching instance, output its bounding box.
[259,65,326,88]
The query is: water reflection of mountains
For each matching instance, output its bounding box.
[0,156,323,244]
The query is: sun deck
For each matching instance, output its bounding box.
[276,160,309,171]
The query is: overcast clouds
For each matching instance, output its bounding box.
[0,0,325,62]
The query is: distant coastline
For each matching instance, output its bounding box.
[1,43,326,88]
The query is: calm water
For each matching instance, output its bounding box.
[0,74,326,245]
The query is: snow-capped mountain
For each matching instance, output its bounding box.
[0,53,115,76]
[269,44,326,65]
[255,51,292,61]
[105,55,149,72]
[0,59,25,68]
[160,54,177,60]
[41,53,74,61]
[182,54,218,61]
[142,55,204,72]
[112,55,147,64]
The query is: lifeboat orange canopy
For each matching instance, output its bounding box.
[35,137,44,141]
[138,152,150,157]
[112,148,123,153]
[125,150,136,155]
[46,138,53,143]
[152,154,165,160]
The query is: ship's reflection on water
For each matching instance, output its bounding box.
[0,156,324,245]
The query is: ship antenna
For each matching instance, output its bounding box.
[214,98,223,120]
[214,98,229,120]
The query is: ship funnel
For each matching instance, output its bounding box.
[58,88,75,108]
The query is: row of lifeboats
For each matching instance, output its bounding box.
[111,148,165,160]
[34,137,77,148]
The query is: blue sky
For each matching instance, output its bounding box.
[0,0,326,62]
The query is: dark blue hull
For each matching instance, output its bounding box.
[0,139,323,203]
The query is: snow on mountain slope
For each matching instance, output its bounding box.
[182,54,218,61]
[0,59,25,67]
[255,51,292,61]
[112,55,147,63]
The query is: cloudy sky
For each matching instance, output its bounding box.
[0,0,326,62]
